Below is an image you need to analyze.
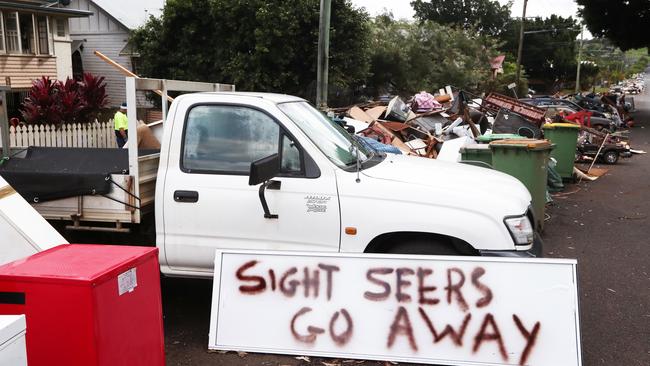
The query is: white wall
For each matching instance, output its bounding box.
[66,0,146,107]
[54,40,73,80]
[73,32,134,106]
[67,0,124,34]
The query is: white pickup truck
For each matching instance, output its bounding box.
[2,78,541,279]
[154,91,541,278]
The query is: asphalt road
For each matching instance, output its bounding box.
[542,87,650,366]
[161,90,650,365]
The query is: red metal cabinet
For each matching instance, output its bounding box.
[0,244,165,366]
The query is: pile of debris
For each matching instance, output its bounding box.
[334,89,547,162]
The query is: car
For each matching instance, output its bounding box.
[521,97,610,119]
[577,141,632,164]
[536,104,617,131]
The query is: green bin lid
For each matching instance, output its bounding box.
[489,138,554,150]
[461,144,491,151]
[542,122,580,130]
[476,133,523,142]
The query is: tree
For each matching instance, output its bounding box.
[628,55,649,75]
[130,0,370,105]
[501,15,580,91]
[411,0,513,38]
[366,15,501,97]
[577,0,650,52]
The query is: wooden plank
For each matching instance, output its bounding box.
[371,121,414,155]
[348,106,375,123]
[366,106,387,120]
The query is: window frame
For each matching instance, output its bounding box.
[18,12,36,55]
[4,11,22,54]
[0,12,5,53]
[52,17,68,41]
[179,103,307,178]
[36,15,50,55]
[1,11,53,55]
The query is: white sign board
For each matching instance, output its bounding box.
[209,251,581,366]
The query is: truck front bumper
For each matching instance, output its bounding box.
[478,232,544,258]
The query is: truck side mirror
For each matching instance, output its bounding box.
[249,154,280,186]
[249,154,281,219]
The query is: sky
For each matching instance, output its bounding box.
[350,0,583,22]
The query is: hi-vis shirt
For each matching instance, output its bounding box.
[114,111,128,131]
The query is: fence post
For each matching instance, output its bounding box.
[9,126,16,147]
[27,125,34,146]
[56,125,62,147]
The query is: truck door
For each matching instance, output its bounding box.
[162,103,340,273]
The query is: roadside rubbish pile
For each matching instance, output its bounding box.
[333,76,644,224]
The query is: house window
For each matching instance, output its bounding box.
[55,18,66,37]
[18,13,35,54]
[4,12,20,53]
[1,12,52,55]
[36,16,48,54]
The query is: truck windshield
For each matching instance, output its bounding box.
[278,101,371,168]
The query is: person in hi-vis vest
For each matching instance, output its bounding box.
[114,103,129,148]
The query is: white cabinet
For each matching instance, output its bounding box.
[0,315,27,366]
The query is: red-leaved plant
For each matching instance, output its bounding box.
[20,76,63,126]
[79,73,108,122]
[20,73,108,127]
[58,77,84,124]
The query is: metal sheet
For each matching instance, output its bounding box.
[483,93,546,124]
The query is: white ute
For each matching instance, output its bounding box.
[156,91,541,278]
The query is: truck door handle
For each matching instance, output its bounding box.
[174,190,199,203]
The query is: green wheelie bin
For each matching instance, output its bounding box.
[460,144,492,169]
[489,139,554,230]
[542,123,580,180]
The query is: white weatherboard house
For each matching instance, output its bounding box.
[0,0,91,116]
[63,0,164,107]
[0,0,91,88]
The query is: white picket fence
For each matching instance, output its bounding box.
[7,121,117,148]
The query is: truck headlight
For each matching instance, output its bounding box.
[504,215,534,245]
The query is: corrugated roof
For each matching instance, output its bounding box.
[91,0,164,30]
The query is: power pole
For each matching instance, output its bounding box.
[575,26,584,93]
[515,0,528,92]
[316,0,332,110]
